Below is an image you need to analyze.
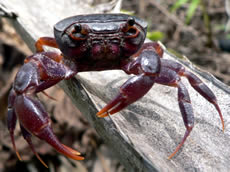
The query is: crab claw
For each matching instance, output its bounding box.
[9,93,84,166]
[97,74,155,117]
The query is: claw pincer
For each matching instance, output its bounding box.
[7,52,83,167]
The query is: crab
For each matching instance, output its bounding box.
[7,14,224,167]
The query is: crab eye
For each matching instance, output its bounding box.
[68,23,88,40]
[122,17,138,37]
[127,17,135,26]
[73,24,82,33]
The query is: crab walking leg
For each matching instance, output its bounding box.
[35,37,58,53]
[28,37,65,99]
[161,59,224,131]
[7,103,22,161]
[182,70,224,131]
[20,124,48,168]
[24,52,77,92]
[154,68,195,159]
[168,82,194,159]
[25,37,59,103]
[155,59,224,158]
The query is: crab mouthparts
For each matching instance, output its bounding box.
[91,39,121,60]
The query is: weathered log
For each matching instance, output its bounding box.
[2,0,230,171]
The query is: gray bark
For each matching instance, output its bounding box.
[2,0,230,171]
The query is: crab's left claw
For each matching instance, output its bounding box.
[18,95,84,160]
[97,74,155,117]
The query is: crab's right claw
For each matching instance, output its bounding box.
[97,74,155,118]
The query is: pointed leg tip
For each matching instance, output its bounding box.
[213,102,225,132]
[96,94,124,118]
[42,91,57,101]
[61,144,82,156]
[36,154,48,168]
[167,128,192,160]
[220,117,225,132]
[24,137,48,168]
[96,112,102,117]
[220,116,225,132]
[96,111,109,118]
[16,151,22,161]
[219,116,225,133]
[10,135,22,161]
[96,109,108,117]
[74,151,81,156]
[76,156,85,161]
[58,144,84,161]
[167,151,177,160]
[65,154,85,161]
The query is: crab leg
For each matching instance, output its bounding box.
[182,70,224,131]
[153,68,195,159]
[161,59,224,131]
[7,105,22,161]
[8,51,84,166]
[154,59,224,158]
[20,124,48,168]
[35,37,58,52]
[97,48,162,117]
[168,82,194,159]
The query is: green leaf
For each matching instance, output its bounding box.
[147,31,164,41]
[185,0,200,24]
[171,0,189,12]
